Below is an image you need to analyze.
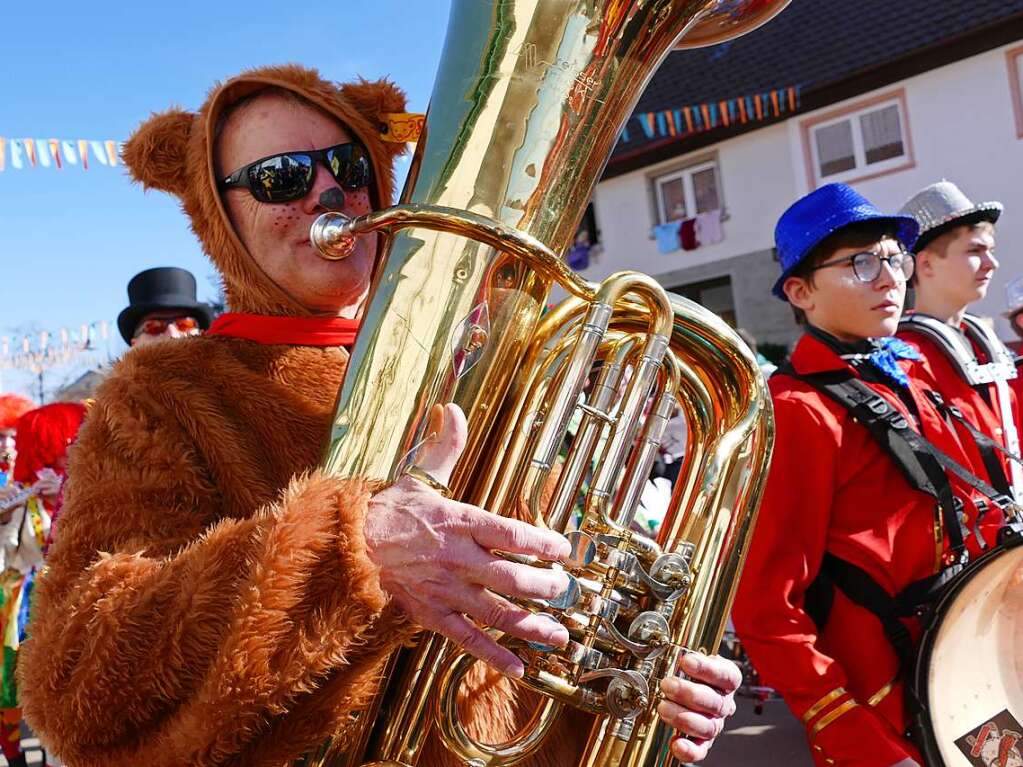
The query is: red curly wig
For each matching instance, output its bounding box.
[12,403,87,484]
[0,394,35,431]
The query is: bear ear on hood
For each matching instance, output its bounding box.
[121,108,195,196]
[340,77,410,162]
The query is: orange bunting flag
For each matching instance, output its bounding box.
[24,139,37,167]
[77,139,89,170]
[48,139,62,169]
[0,138,5,172]
[104,140,118,166]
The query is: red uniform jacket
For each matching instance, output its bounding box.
[732,334,1002,767]
[1009,341,1023,437]
[899,320,1020,496]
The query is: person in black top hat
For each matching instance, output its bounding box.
[116,267,215,347]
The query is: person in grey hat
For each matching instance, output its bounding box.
[1004,277,1023,354]
[900,180,1002,325]
[897,180,1023,502]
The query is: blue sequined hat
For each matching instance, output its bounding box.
[772,183,919,301]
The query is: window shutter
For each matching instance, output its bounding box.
[815,120,856,177]
[860,104,904,164]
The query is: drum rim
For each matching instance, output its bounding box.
[909,530,1023,766]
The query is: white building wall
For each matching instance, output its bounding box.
[589,41,1023,341]
[588,120,794,283]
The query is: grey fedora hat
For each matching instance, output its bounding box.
[898,180,1002,253]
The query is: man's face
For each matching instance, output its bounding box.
[132,310,202,347]
[217,94,377,315]
[917,224,997,309]
[784,236,908,342]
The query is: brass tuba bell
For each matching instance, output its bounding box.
[309,1,786,765]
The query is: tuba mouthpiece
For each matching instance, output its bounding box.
[310,211,357,260]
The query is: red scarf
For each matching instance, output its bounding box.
[206,313,360,347]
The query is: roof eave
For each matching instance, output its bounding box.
[602,13,1023,181]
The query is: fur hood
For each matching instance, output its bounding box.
[121,64,407,316]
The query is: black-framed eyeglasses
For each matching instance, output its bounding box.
[219,141,372,203]
[810,249,915,283]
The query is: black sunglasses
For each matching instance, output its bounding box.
[219,141,372,203]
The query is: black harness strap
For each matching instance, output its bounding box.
[785,368,970,560]
[817,554,953,669]
[923,389,1019,500]
[776,364,1020,668]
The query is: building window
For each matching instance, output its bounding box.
[577,202,600,246]
[653,160,722,224]
[801,90,914,187]
[1008,45,1023,139]
[668,276,736,328]
[567,202,600,271]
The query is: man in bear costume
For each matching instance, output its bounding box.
[18,65,738,766]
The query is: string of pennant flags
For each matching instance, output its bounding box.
[1,322,111,372]
[5,85,801,168]
[621,85,801,144]
[0,137,122,171]
[6,86,801,169]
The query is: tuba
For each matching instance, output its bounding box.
[309,1,785,765]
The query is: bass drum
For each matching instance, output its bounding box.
[910,532,1023,767]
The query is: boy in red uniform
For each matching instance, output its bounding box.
[896,181,1021,502]
[1005,282,1023,414]
[732,184,1007,767]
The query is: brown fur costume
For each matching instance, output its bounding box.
[17,65,589,766]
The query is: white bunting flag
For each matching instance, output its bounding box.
[9,140,24,170]
[61,140,78,166]
[35,140,51,168]
[89,140,108,166]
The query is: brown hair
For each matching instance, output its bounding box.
[920,220,995,257]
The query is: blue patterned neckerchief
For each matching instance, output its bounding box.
[807,326,921,389]
[840,337,921,389]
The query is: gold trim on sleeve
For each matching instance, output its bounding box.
[867,676,898,707]
[801,688,848,725]
[810,699,859,736]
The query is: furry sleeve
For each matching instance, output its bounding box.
[17,374,415,766]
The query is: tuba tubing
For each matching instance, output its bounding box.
[308,2,787,766]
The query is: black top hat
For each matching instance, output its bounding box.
[117,267,215,344]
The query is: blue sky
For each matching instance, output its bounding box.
[1,0,450,398]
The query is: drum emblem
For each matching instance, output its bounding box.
[957,710,1023,767]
